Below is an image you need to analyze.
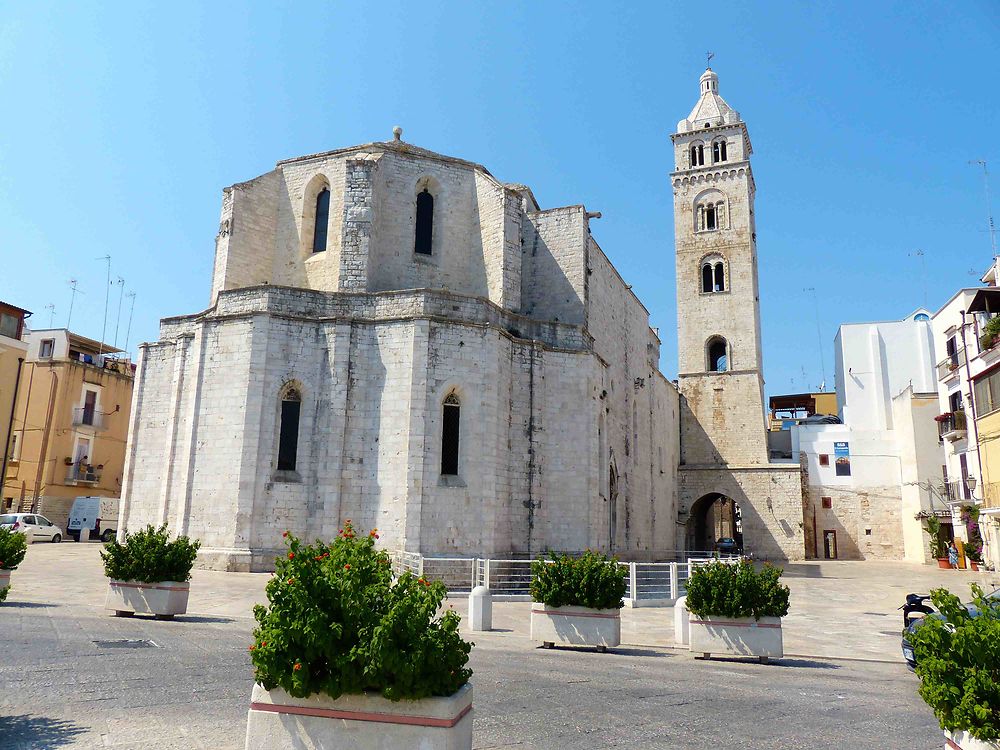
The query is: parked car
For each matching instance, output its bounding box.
[715,537,740,554]
[901,587,1000,669]
[66,496,120,542]
[0,513,63,543]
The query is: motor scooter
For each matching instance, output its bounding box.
[900,593,934,628]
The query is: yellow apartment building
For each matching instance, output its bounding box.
[0,302,31,483]
[2,329,134,531]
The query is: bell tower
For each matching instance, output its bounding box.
[670,66,805,561]
[671,66,769,467]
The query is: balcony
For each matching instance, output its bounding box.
[65,465,102,485]
[936,410,968,442]
[71,407,105,430]
[944,479,971,504]
[936,348,966,381]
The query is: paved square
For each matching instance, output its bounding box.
[3,543,995,749]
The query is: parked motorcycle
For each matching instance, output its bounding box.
[899,592,934,628]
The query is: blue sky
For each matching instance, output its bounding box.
[1,2,997,396]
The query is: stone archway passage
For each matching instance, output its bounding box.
[687,492,743,554]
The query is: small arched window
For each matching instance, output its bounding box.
[708,338,728,373]
[312,188,330,253]
[690,143,705,168]
[277,387,302,471]
[714,262,725,292]
[441,392,460,475]
[705,204,717,231]
[414,188,434,255]
[702,263,713,293]
[713,140,728,163]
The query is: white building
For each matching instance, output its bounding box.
[931,259,1000,568]
[792,310,941,560]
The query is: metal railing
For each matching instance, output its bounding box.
[936,349,966,380]
[945,479,971,504]
[390,551,744,605]
[71,407,104,429]
[65,466,102,484]
[938,410,968,439]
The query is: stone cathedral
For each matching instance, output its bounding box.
[119,68,805,570]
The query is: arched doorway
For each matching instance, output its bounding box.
[687,493,743,554]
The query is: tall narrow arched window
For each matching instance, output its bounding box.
[277,388,302,471]
[714,262,725,292]
[441,392,460,475]
[312,188,330,253]
[713,140,728,163]
[414,188,434,255]
[705,204,717,231]
[690,143,705,168]
[708,338,728,373]
[702,263,713,293]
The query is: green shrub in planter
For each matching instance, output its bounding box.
[909,585,1000,742]
[529,551,626,610]
[100,525,201,583]
[0,527,28,603]
[250,522,472,702]
[685,560,790,620]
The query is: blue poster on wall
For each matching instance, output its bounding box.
[834,441,851,476]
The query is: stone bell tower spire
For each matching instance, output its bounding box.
[670,66,806,561]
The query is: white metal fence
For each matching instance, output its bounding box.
[390,551,743,606]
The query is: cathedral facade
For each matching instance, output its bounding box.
[119,68,805,570]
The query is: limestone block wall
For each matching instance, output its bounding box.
[678,373,769,466]
[211,171,280,303]
[804,485,905,560]
[520,207,587,325]
[678,466,805,561]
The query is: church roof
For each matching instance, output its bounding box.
[677,68,743,133]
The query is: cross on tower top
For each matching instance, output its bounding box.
[706,51,714,70]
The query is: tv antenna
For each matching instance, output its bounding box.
[804,287,827,391]
[970,160,997,258]
[112,276,126,349]
[908,249,927,307]
[123,291,137,356]
[66,279,84,330]
[44,303,55,328]
[96,255,111,357]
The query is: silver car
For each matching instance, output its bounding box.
[0,513,63,543]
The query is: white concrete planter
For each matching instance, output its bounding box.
[946,730,1000,749]
[244,682,473,750]
[0,569,11,596]
[530,603,622,651]
[105,580,190,619]
[689,614,783,662]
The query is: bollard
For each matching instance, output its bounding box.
[468,585,492,632]
[79,528,90,543]
[674,595,689,646]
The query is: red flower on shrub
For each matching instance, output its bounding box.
[287,578,294,585]
[344,564,351,570]
[282,531,289,538]
[249,645,255,652]
[288,553,294,560]
[293,662,302,671]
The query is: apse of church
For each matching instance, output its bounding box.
[120,133,681,571]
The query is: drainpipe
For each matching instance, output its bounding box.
[959,311,984,492]
[0,357,25,502]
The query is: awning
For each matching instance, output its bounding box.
[967,287,1000,314]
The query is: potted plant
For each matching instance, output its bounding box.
[925,517,951,569]
[685,559,789,663]
[529,551,625,652]
[101,524,200,619]
[909,585,999,749]
[245,523,473,750]
[0,526,28,603]
[961,506,985,571]
[981,317,1000,353]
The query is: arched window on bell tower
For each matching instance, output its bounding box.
[700,255,727,293]
[690,143,705,168]
[414,187,434,256]
[707,337,729,372]
[712,139,728,163]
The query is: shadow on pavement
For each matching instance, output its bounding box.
[695,655,839,670]
[780,565,827,579]
[611,646,673,658]
[1,601,56,609]
[177,615,235,624]
[0,715,88,749]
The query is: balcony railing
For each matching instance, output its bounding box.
[944,479,971,504]
[937,410,968,441]
[936,348,966,380]
[65,465,102,484]
[983,481,1000,510]
[71,407,105,429]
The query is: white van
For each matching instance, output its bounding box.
[67,496,120,542]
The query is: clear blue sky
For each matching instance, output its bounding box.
[1,2,997,396]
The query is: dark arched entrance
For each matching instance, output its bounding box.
[687,493,743,554]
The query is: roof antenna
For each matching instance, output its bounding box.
[804,287,827,390]
[969,160,997,260]
[908,249,927,307]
